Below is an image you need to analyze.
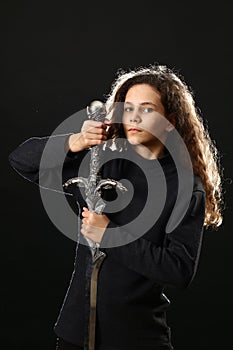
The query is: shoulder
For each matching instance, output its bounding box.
[101,144,127,163]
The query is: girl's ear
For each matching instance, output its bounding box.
[165,122,175,132]
[165,113,176,132]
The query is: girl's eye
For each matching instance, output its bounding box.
[141,107,153,113]
[124,107,133,112]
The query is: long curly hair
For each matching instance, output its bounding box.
[104,64,225,229]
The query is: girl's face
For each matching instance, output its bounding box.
[122,84,172,155]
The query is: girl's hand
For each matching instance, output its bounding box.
[67,119,111,152]
[81,207,110,243]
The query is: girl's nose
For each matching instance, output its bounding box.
[130,109,141,123]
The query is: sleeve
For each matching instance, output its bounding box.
[8,134,88,194]
[100,189,206,289]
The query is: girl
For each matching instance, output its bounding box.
[9,64,224,350]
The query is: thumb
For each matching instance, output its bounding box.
[104,118,112,126]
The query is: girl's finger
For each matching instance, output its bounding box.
[82,207,89,218]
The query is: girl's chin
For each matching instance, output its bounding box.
[126,137,141,145]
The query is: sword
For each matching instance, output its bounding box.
[63,100,127,350]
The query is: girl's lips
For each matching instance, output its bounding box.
[128,128,142,133]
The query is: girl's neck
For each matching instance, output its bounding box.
[131,141,165,160]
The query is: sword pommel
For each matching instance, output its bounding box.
[86,100,107,122]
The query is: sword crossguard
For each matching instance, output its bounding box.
[63,176,127,206]
[63,177,88,189]
[96,178,127,193]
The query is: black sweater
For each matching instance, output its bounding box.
[8,134,206,350]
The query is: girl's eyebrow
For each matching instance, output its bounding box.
[140,102,159,108]
[124,101,133,105]
[124,101,159,108]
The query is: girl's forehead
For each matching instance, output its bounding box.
[125,84,162,105]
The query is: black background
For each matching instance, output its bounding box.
[1,1,233,349]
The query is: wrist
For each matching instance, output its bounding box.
[67,133,84,153]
